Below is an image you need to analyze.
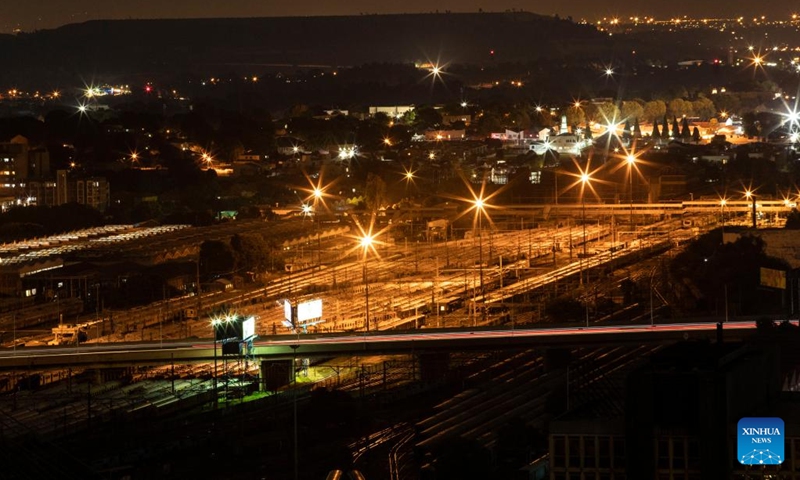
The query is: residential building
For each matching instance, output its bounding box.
[27,170,110,211]
[0,135,50,196]
[548,337,800,480]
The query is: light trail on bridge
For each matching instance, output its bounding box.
[0,320,760,370]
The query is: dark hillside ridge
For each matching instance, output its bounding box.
[0,12,607,77]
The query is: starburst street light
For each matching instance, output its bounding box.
[403,167,416,183]
[359,233,375,332]
[626,154,637,225]
[579,172,591,285]
[605,67,615,76]
[300,171,337,270]
[743,188,760,228]
[360,234,374,249]
[472,195,488,324]
[559,157,605,287]
[779,101,800,135]
[422,61,449,87]
[720,197,728,234]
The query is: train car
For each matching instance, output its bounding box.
[436,294,465,314]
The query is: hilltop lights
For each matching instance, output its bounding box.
[338,146,357,160]
[423,60,449,86]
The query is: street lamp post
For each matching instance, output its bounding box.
[210,319,220,401]
[360,235,373,332]
[312,188,323,270]
[720,198,727,236]
[474,198,486,324]
[580,173,590,286]
[745,191,756,228]
[626,154,636,227]
[650,265,658,326]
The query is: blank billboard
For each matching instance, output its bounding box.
[760,267,786,290]
[283,299,292,322]
[243,316,255,340]
[297,299,323,322]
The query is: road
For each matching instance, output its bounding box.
[0,320,759,370]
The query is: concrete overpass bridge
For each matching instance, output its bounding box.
[0,321,758,371]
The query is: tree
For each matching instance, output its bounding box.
[714,94,741,116]
[475,111,503,135]
[672,118,680,139]
[668,98,692,118]
[652,120,661,139]
[565,106,586,128]
[669,231,788,315]
[692,97,716,120]
[401,109,416,125]
[621,101,644,123]
[508,108,532,130]
[681,117,691,139]
[364,173,387,212]
[786,209,800,229]
[412,106,443,129]
[622,120,632,141]
[692,126,701,143]
[633,118,642,138]
[643,100,667,123]
[199,240,235,278]
[231,233,271,274]
[592,102,621,124]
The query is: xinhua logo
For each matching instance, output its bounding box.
[738,417,784,465]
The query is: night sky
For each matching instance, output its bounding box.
[0,0,793,33]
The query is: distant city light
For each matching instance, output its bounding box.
[360,234,374,248]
